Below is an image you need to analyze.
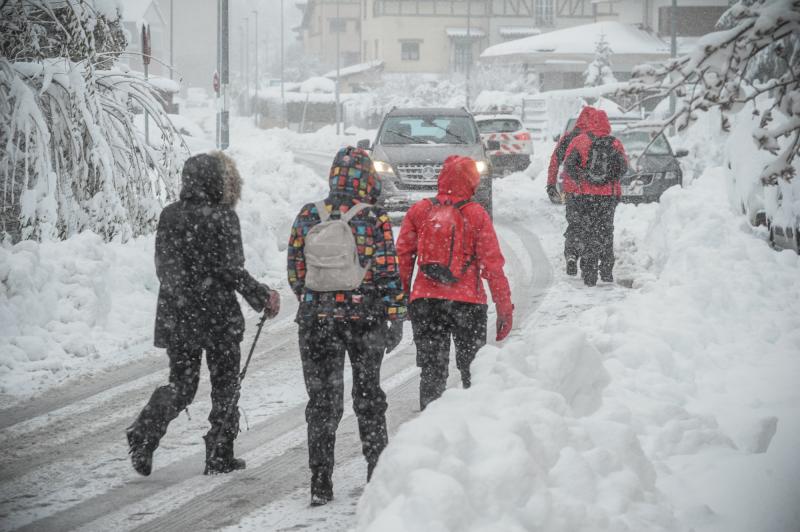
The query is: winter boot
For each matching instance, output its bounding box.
[566,257,578,276]
[310,468,333,506]
[583,268,598,287]
[204,435,246,475]
[600,270,614,283]
[126,425,155,476]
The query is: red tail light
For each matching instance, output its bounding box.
[513,132,531,141]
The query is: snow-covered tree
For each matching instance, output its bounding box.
[620,0,800,184]
[1,0,183,243]
[584,33,617,87]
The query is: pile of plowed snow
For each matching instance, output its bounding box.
[356,168,800,532]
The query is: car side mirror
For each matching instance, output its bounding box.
[675,148,689,158]
[357,139,371,150]
[486,140,501,151]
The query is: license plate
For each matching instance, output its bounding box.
[623,183,644,196]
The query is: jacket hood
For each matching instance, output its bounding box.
[210,150,242,207]
[437,155,480,201]
[179,153,224,204]
[328,146,378,201]
[574,106,596,131]
[584,108,611,136]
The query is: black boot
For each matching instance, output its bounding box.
[460,368,471,389]
[566,257,578,276]
[126,425,155,476]
[600,270,614,283]
[310,468,333,506]
[583,270,598,287]
[204,435,246,475]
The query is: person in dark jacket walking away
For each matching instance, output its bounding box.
[547,106,597,276]
[396,155,513,411]
[126,152,280,477]
[287,146,406,506]
[561,108,628,286]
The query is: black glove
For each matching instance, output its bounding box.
[546,184,560,202]
[384,321,403,353]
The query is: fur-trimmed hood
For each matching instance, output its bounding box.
[210,150,242,207]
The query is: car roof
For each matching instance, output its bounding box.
[386,107,472,117]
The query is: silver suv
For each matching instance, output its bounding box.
[358,107,498,216]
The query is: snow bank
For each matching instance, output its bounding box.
[357,166,800,530]
[0,121,328,402]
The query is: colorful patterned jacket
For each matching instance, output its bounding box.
[287,147,407,322]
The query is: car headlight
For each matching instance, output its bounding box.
[373,160,394,174]
[664,171,679,181]
[475,160,490,175]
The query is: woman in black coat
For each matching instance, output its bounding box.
[127,151,279,476]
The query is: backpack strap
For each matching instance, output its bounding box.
[340,201,372,223]
[315,201,330,222]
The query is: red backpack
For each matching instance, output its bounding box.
[417,198,474,284]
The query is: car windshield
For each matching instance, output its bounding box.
[477,119,521,134]
[379,116,477,145]
[616,131,672,156]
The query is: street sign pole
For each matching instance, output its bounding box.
[217,0,230,149]
[142,25,151,144]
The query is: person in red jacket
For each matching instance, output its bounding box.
[547,106,597,275]
[561,108,628,286]
[396,155,513,410]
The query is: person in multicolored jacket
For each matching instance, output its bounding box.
[287,146,406,506]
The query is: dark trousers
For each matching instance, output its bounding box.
[298,319,388,474]
[564,194,617,278]
[132,340,241,451]
[410,298,487,410]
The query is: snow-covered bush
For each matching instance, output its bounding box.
[584,33,617,87]
[0,0,183,242]
[621,0,799,185]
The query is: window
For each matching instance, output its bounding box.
[477,119,523,134]
[534,0,554,26]
[401,41,420,61]
[453,42,471,73]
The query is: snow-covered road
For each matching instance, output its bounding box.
[0,157,552,532]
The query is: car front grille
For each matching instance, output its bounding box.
[396,163,443,185]
[622,173,655,186]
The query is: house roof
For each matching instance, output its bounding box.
[323,60,384,79]
[481,21,670,59]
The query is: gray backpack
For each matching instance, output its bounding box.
[304,201,372,292]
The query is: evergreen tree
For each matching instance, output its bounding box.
[584,33,617,87]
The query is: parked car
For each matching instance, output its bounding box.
[766,182,800,253]
[474,114,532,175]
[552,117,687,203]
[357,107,498,216]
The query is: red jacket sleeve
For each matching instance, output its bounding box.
[473,210,512,316]
[396,201,424,294]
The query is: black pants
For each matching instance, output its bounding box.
[564,194,617,278]
[298,319,388,475]
[410,298,487,410]
[131,340,241,451]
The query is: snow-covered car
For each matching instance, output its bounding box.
[554,117,686,203]
[357,107,497,216]
[474,114,532,175]
[185,87,210,108]
[766,181,800,253]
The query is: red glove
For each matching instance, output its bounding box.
[496,303,514,342]
[265,289,281,319]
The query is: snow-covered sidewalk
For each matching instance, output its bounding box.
[355,169,800,532]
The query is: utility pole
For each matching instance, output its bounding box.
[244,16,250,116]
[169,0,174,79]
[253,8,259,127]
[669,0,677,135]
[142,24,151,143]
[217,0,230,149]
[281,0,286,127]
[465,0,471,110]
[335,0,341,134]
